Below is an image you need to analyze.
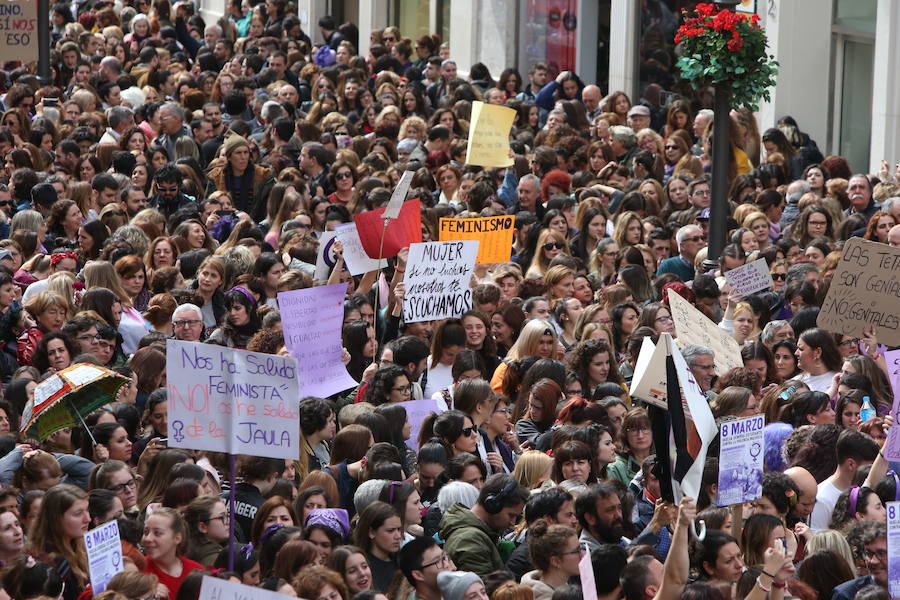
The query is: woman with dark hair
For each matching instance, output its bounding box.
[342,320,375,382]
[491,303,525,358]
[374,403,415,476]
[423,318,466,399]
[691,530,744,588]
[797,550,856,600]
[461,311,500,375]
[780,391,835,427]
[566,339,624,399]
[46,200,82,246]
[515,378,562,448]
[607,408,653,486]
[741,341,781,388]
[772,339,799,381]
[364,365,412,406]
[830,486,885,531]
[418,410,479,459]
[796,328,843,393]
[31,331,77,373]
[207,286,261,349]
[77,220,110,262]
[609,302,640,358]
[299,397,335,480]
[551,440,596,484]
[251,252,286,308]
[352,501,402,593]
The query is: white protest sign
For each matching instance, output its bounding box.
[280,284,358,398]
[716,415,765,506]
[313,230,338,283]
[383,170,414,220]
[579,551,598,600]
[724,258,774,297]
[199,574,297,600]
[84,520,122,594]
[888,502,900,598]
[403,241,479,323]
[166,340,300,460]
[668,290,743,376]
[335,223,381,275]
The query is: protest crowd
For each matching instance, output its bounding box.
[0,2,900,600]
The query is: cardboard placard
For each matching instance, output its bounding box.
[579,551,598,600]
[401,398,441,451]
[199,575,297,600]
[403,241,479,323]
[84,521,123,595]
[166,340,300,460]
[668,290,743,376]
[0,0,38,61]
[724,258,774,297]
[716,415,765,506]
[465,101,516,167]
[438,215,515,264]
[353,198,422,260]
[335,223,382,275]
[313,230,338,283]
[817,237,900,346]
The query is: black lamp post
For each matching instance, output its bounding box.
[38,0,50,84]
[701,0,742,274]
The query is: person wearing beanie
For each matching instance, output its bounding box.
[207,131,274,223]
[436,571,487,600]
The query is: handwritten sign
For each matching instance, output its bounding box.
[0,0,38,61]
[888,502,900,598]
[439,216,515,264]
[403,398,441,451]
[383,170,413,220]
[818,238,900,346]
[465,101,516,168]
[579,551,598,600]
[335,223,381,275]
[403,241,479,323]
[724,258,774,297]
[280,284,358,398]
[166,340,300,460]
[199,574,297,600]
[84,520,122,594]
[668,290,743,376]
[717,415,765,506]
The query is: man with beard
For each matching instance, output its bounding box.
[576,482,627,552]
[833,521,888,599]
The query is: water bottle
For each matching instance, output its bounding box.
[860,396,876,423]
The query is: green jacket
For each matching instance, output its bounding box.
[607,453,642,487]
[439,503,503,578]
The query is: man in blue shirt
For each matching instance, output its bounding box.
[832,521,887,600]
[656,224,706,282]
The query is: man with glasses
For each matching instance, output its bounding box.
[150,164,191,216]
[833,521,888,599]
[62,317,101,357]
[656,224,706,282]
[172,304,205,342]
[681,345,717,395]
[398,537,455,600]
[687,175,712,211]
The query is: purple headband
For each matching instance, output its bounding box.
[305,508,350,539]
[849,486,861,516]
[889,471,900,502]
[227,285,257,307]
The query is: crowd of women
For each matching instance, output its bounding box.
[0,2,899,600]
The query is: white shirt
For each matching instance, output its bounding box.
[798,370,838,394]
[810,478,843,530]
[422,360,453,400]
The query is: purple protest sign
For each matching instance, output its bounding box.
[888,502,900,598]
[885,350,900,413]
[716,415,765,506]
[279,284,358,398]
[402,398,441,451]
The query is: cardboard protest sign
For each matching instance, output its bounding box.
[335,223,381,275]
[465,101,516,167]
[439,215,515,264]
[166,340,300,460]
[629,336,669,409]
[888,502,900,598]
[668,290,743,376]
[716,415,765,506]
[353,198,422,260]
[724,258,774,297]
[383,170,414,220]
[403,241,479,323]
[84,521,122,594]
[818,237,900,346]
[280,284,358,398]
[0,0,38,61]
[200,574,297,600]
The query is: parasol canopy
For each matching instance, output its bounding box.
[20,363,130,441]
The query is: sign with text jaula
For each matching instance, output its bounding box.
[166,339,300,460]
[84,520,122,594]
[0,0,39,62]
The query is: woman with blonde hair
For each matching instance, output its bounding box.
[612,211,644,248]
[742,210,773,251]
[526,229,569,279]
[543,265,575,302]
[513,451,554,490]
[45,271,78,319]
[806,529,857,578]
[490,319,559,394]
[18,291,68,366]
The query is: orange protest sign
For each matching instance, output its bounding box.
[439,215,515,264]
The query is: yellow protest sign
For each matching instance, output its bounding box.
[464,101,515,168]
[439,215,515,264]
[668,290,743,376]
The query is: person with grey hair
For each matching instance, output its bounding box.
[203,23,222,49]
[681,344,716,393]
[354,479,389,516]
[761,319,794,347]
[99,106,134,145]
[153,103,190,160]
[880,197,900,221]
[786,262,819,287]
[511,173,541,214]
[780,179,812,230]
[99,56,122,83]
[608,125,638,168]
[119,87,146,111]
[656,224,706,282]
[172,303,204,342]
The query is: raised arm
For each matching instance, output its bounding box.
[654,497,696,600]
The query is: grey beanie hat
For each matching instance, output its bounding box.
[437,571,483,600]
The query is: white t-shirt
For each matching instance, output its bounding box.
[798,370,838,394]
[810,478,843,530]
[422,360,453,400]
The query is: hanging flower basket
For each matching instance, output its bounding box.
[675,3,778,111]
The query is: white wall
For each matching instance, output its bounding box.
[449,0,517,77]
[869,0,900,172]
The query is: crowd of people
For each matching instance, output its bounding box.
[0,2,898,600]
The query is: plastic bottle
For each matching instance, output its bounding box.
[860,396,876,423]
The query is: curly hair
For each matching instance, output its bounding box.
[292,565,348,600]
[363,365,408,406]
[760,471,801,517]
[565,339,623,394]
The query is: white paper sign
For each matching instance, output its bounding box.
[724,258,774,297]
[630,335,668,409]
[383,170,413,220]
[199,575,297,600]
[84,521,123,594]
[313,230,338,283]
[166,340,300,460]
[716,415,765,506]
[335,223,381,275]
[889,502,900,597]
[403,241,479,323]
[579,551,598,600]
[668,290,743,376]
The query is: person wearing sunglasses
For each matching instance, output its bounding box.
[420,410,479,459]
[656,224,706,282]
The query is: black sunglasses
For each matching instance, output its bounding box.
[771,273,786,281]
[542,241,565,251]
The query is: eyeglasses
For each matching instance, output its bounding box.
[808,220,827,227]
[626,426,650,434]
[839,338,860,347]
[664,145,679,150]
[418,552,451,570]
[391,384,412,393]
[692,189,711,196]
[494,406,512,415]
[109,478,136,493]
[559,543,588,556]
[382,36,396,42]
[771,273,786,281]
[543,242,565,251]
[863,549,888,561]
[206,513,229,524]
[174,319,203,328]
[77,334,101,342]
[682,236,703,243]
[461,426,478,437]
[335,171,353,180]
[655,315,673,324]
